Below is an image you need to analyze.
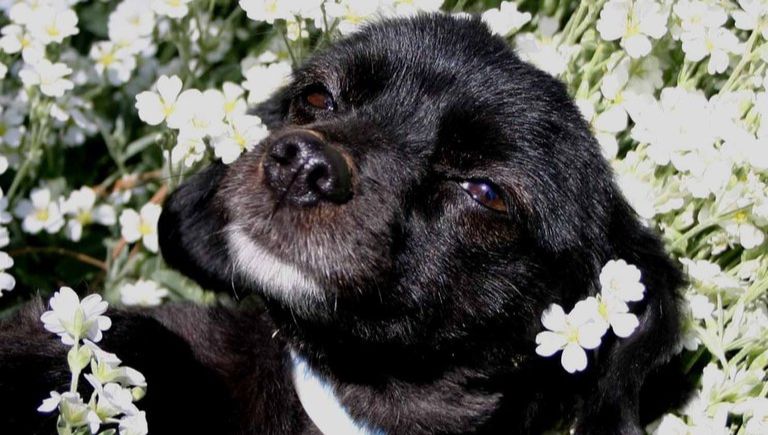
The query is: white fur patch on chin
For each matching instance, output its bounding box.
[226,226,323,305]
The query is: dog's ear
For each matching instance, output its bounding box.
[158,161,233,292]
[576,192,686,434]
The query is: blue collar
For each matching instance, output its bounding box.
[290,352,386,435]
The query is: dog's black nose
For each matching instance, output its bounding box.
[263,131,353,206]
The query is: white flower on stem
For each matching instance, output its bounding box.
[109,0,156,40]
[40,286,112,346]
[84,341,146,387]
[152,0,195,19]
[680,26,741,74]
[673,0,727,35]
[686,294,715,320]
[120,411,149,435]
[61,186,116,242]
[221,82,248,119]
[119,203,162,253]
[599,259,645,303]
[120,280,169,307]
[135,74,185,126]
[514,32,576,77]
[14,187,64,234]
[0,104,26,148]
[324,0,383,35]
[25,6,79,45]
[90,41,137,86]
[0,23,45,62]
[535,301,606,373]
[481,1,531,37]
[170,131,206,168]
[242,61,292,105]
[732,0,768,35]
[38,391,101,434]
[212,114,269,164]
[0,251,15,296]
[239,0,293,23]
[590,294,640,338]
[173,89,226,138]
[19,59,75,97]
[84,374,140,417]
[596,0,669,58]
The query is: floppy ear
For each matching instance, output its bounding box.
[158,161,234,292]
[576,193,687,434]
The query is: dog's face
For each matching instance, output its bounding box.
[159,15,674,351]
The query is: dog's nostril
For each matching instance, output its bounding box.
[270,141,299,165]
[307,164,331,192]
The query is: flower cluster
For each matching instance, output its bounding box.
[0,0,766,433]
[38,287,148,435]
[535,260,645,373]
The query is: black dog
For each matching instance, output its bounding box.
[0,14,686,434]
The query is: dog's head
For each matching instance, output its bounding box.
[159,15,681,353]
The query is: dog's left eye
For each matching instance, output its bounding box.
[303,88,335,111]
[459,180,506,212]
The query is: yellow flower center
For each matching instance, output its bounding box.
[100,51,115,67]
[36,208,50,222]
[734,211,748,223]
[139,222,154,236]
[168,0,181,7]
[224,100,237,114]
[566,326,580,344]
[77,211,93,225]
[46,25,60,38]
[598,300,609,319]
[162,102,175,117]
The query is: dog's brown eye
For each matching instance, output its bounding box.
[304,89,335,111]
[460,180,506,213]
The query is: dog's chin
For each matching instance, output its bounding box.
[225,225,327,308]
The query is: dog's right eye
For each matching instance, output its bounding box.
[302,87,335,111]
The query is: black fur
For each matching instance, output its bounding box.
[0,15,688,434]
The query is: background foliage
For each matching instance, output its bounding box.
[1,0,767,433]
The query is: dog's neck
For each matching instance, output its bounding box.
[291,351,385,435]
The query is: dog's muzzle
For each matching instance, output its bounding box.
[263,130,353,207]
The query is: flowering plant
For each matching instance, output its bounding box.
[0,0,766,433]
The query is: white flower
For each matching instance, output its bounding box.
[14,187,65,234]
[84,374,139,417]
[25,6,79,45]
[590,294,640,338]
[212,114,269,164]
[135,75,186,127]
[19,59,75,97]
[324,0,383,34]
[0,24,45,62]
[732,0,768,35]
[0,61,6,79]
[673,0,727,35]
[38,391,101,434]
[152,0,195,19]
[242,61,292,105]
[239,0,294,23]
[170,131,206,168]
[40,286,112,345]
[120,411,149,435]
[687,294,715,320]
[681,27,741,74]
[90,41,137,85]
[481,1,531,37]
[390,0,444,16]
[513,32,576,77]
[0,251,15,296]
[109,0,156,42]
[119,203,162,253]
[599,259,645,303]
[597,0,669,58]
[61,186,116,242]
[172,89,226,138]
[0,104,26,148]
[85,341,146,387]
[535,301,606,373]
[221,82,247,119]
[120,280,169,307]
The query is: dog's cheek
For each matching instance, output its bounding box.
[159,162,235,292]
